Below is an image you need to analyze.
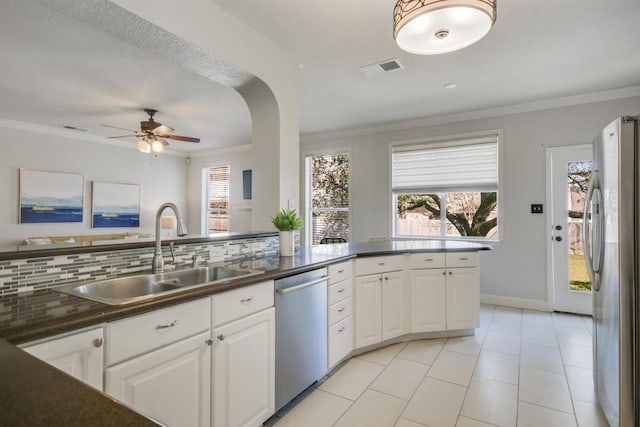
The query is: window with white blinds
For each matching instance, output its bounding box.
[206,165,230,233]
[392,133,500,241]
[392,136,498,193]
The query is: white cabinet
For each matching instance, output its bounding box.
[354,256,407,349]
[212,307,275,427]
[327,261,353,369]
[105,331,211,427]
[410,252,479,333]
[21,327,104,390]
[410,268,447,332]
[446,267,479,330]
[105,298,212,427]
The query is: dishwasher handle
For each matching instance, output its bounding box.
[275,276,328,294]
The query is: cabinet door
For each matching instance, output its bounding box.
[410,269,447,333]
[446,267,480,330]
[382,271,406,341]
[21,327,104,391]
[213,308,275,427]
[354,274,382,348]
[105,331,211,427]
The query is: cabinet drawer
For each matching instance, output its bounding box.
[328,316,353,369]
[355,255,404,276]
[409,253,445,269]
[445,252,478,268]
[106,298,210,366]
[213,280,274,327]
[328,261,353,285]
[328,297,352,326]
[328,279,352,305]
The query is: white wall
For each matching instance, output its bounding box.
[1,125,187,247]
[301,96,640,305]
[186,146,253,234]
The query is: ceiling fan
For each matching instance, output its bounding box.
[103,108,200,154]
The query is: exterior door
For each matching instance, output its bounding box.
[547,145,593,314]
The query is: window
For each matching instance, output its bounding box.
[305,152,350,245]
[206,165,230,233]
[392,134,500,240]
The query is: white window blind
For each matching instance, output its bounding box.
[208,166,230,210]
[392,135,498,192]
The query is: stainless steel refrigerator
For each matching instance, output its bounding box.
[584,115,639,427]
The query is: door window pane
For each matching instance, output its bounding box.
[567,161,592,292]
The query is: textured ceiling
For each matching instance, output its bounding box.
[1,0,640,153]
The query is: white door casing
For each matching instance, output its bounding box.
[546,145,593,314]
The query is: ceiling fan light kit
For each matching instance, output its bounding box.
[393,0,497,55]
[105,108,200,155]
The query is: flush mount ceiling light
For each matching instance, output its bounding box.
[393,0,497,55]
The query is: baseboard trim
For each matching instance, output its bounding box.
[480,293,551,312]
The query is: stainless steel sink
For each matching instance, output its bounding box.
[53,266,262,305]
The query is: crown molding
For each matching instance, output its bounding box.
[301,85,640,143]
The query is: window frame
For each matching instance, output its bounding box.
[303,148,352,245]
[202,163,231,234]
[389,130,503,243]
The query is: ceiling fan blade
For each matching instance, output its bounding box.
[152,124,174,135]
[101,124,138,132]
[107,135,136,139]
[163,134,200,143]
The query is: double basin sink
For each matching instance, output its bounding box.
[54,265,263,305]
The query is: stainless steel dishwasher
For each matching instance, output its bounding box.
[274,267,328,412]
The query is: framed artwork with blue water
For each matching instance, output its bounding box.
[91,182,140,228]
[19,169,84,223]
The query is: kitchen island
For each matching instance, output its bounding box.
[0,239,490,426]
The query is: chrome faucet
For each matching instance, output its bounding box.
[152,202,188,273]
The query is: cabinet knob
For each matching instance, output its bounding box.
[384,276,389,281]
[442,271,446,276]
[217,334,225,341]
[449,271,453,275]
[205,339,214,346]
[92,338,103,348]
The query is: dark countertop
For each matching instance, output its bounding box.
[0,240,490,426]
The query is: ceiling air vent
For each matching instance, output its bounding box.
[358,59,404,77]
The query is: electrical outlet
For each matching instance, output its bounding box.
[531,204,543,214]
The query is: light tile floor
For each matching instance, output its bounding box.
[272,304,610,427]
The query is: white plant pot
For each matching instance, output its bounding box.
[279,231,295,256]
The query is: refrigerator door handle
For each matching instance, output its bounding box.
[583,170,603,291]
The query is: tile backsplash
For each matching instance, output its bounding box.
[0,236,280,296]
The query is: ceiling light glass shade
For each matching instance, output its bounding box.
[137,139,151,153]
[393,0,497,55]
[151,139,165,154]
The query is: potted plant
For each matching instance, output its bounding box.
[271,209,302,256]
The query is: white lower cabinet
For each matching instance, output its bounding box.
[354,267,407,348]
[105,331,212,427]
[21,327,104,391]
[212,307,275,427]
[410,268,447,332]
[446,267,480,330]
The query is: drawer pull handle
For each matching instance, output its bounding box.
[205,339,213,346]
[338,307,346,313]
[378,262,385,266]
[240,297,254,303]
[425,258,434,261]
[337,288,345,293]
[338,326,346,333]
[459,257,469,261]
[337,269,345,273]
[92,338,103,348]
[217,334,225,341]
[156,320,178,330]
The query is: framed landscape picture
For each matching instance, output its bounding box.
[19,169,84,223]
[91,182,140,228]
